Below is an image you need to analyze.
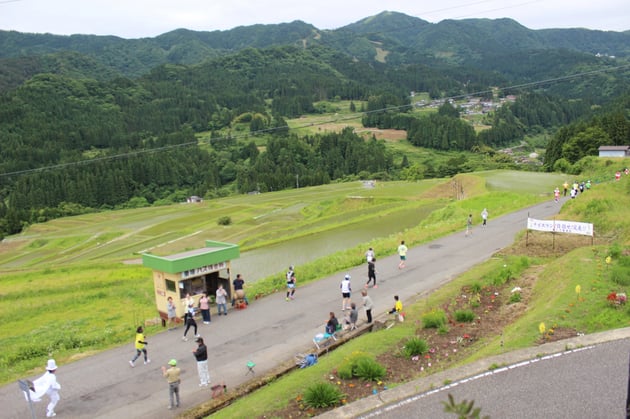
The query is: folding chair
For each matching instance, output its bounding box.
[313,332,337,350]
[245,360,256,376]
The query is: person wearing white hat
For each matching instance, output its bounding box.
[28,359,61,417]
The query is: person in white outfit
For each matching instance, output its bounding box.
[28,359,61,417]
[340,274,352,311]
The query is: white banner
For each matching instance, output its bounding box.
[527,218,593,237]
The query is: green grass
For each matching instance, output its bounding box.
[0,168,611,386]
[204,162,630,418]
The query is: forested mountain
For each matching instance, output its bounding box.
[1,11,628,85]
[0,11,629,239]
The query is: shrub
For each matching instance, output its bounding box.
[611,266,630,286]
[422,309,447,329]
[490,266,513,286]
[609,243,623,259]
[337,351,373,380]
[470,282,482,293]
[454,309,475,322]
[217,216,232,226]
[303,382,345,408]
[509,292,522,303]
[403,337,429,358]
[354,358,387,381]
[438,324,450,335]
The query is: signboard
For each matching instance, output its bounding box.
[527,218,593,237]
[181,261,227,279]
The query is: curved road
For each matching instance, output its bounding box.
[3,197,574,418]
[355,338,629,419]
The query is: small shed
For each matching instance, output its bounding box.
[598,145,630,158]
[142,240,240,323]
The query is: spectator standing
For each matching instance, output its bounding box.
[340,274,352,311]
[192,337,209,387]
[129,326,150,367]
[184,293,195,316]
[167,296,177,330]
[232,274,249,306]
[199,293,211,324]
[481,208,488,227]
[161,359,181,410]
[215,284,228,316]
[361,289,374,323]
[365,247,375,263]
[397,240,408,269]
[348,302,358,330]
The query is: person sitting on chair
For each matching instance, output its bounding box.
[326,312,339,335]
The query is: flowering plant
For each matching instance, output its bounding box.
[607,292,626,306]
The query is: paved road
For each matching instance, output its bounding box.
[2,198,567,419]
[369,339,629,419]
[338,335,630,419]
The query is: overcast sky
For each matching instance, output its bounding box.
[1,0,628,39]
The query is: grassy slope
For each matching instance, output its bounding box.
[0,168,611,388]
[208,162,630,418]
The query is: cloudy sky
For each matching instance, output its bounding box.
[1,0,628,38]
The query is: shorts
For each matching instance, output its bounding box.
[399,255,406,261]
[287,283,295,289]
[342,292,351,298]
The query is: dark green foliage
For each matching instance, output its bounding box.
[454,310,475,322]
[217,216,232,226]
[422,310,447,329]
[403,337,429,358]
[509,292,522,304]
[408,114,477,151]
[608,243,623,259]
[610,266,630,287]
[337,352,384,381]
[442,393,490,419]
[303,382,345,409]
[0,17,628,239]
[354,358,387,381]
[490,266,513,286]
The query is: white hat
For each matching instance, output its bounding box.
[46,359,58,370]
[344,274,351,279]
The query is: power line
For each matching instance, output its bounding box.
[0,63,627,179]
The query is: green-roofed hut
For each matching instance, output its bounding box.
[142,240,240,323]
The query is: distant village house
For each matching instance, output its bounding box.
[598,146,630,158]
[187,196,203,203]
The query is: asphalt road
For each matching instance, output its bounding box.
[357,338,630,419]
[2,198,569,419]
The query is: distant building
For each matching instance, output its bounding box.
[187,196,203,203]
[598,146,630,158]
